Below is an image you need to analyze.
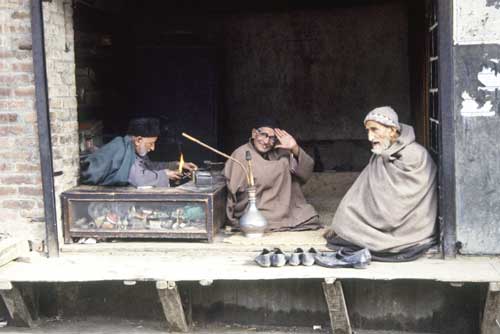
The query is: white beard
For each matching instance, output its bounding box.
[371,138,391,155]
[136,146,148,157]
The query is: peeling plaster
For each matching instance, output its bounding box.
[477,62,500,92]
[460,91,495,117]
[454,0,500,45]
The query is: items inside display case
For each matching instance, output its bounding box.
[62,182,226,243]
[71,201,207,233]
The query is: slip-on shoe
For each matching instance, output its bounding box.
[301,247,318,266]
[288,248,304,266]
[255,248,272,267]
[270,248,287,267]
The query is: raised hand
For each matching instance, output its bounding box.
[274,128,299,155]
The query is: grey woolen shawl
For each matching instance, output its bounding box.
[328,124,437,252]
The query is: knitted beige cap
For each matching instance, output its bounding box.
[364,106,400,131]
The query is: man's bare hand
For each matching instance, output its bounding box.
[274,128,299,156]
[166,170,182,181]
[182,162,198,172]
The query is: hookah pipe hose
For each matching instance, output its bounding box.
[181,132,251,186]
[245,151,255,187]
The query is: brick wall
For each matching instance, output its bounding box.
[0,0,79,250]
[0,0,44,247]
[42,0,79,246]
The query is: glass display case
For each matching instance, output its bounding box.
[61,182,226,243]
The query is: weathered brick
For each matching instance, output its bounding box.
[0,125,24,136]
[0,175,35,185]
[0,113,18,123]
[11,11,30,20]
[0,186,17,196]
[14,86,34,96]
[0,51,13,58]
[1,199,36,210]
[11,63,33,72]
[18,186,42,196]
[0,100,28,109]
[20,208,45,220]
[0,74,31,84]
[16,163,40,173]
[0,163,14,172]
[0,88,11,96]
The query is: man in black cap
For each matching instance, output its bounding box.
[223,117,319,232]
[80,117,196,187]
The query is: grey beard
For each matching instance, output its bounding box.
[371,139,392,155]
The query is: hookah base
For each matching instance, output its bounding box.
[244,232,264,238]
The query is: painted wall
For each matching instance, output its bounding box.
[453,0,500,254]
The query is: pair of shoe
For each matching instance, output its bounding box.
[288,247,318,266]
[314,248,372,269]
[255,248,287,267]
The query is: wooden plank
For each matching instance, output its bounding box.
[0,239,30,268]
[322,279,352,334]
[481,282,500,334]
[0,285,33,327]
[0,254,499,283]
[156,280,189,332]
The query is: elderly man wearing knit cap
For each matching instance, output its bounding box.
[224,116,320,232]
[324,106,438,261]
[80,117,196,187]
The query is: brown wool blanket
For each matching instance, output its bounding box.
[224,142,319,231]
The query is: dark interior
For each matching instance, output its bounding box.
[73,0,428,170]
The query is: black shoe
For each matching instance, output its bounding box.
[288,248,304,266]
[271,248,287,267]
[337,248,372,269]
[301,247,318,266]
[315,249,371,269]
[255,248,272,267]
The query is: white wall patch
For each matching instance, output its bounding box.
[460,91,495,117]
[478,66,500,92]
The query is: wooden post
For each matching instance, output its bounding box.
[156,280,189,332]
[481,282,500,334]
[0,282,33,327]
[322,278,352,334]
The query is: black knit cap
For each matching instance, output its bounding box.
[254,116,280,130]
[127,117,160,137]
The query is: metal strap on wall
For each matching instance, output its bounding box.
[437,0,457,258]
[30,0,60,257]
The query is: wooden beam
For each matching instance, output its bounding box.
[0,239,30,268]
[0,284,33,327]
[156,280,189,332]
[322,279,352,334]
[481,282,500,334]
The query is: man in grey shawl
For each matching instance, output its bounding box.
[324,107,437,261]
[224,117,320,232]
[81,117,196,187]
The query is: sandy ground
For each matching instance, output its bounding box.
[0,317,433,334]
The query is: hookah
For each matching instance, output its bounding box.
[181,133,268,237]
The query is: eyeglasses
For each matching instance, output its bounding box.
[256,128,278,144]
